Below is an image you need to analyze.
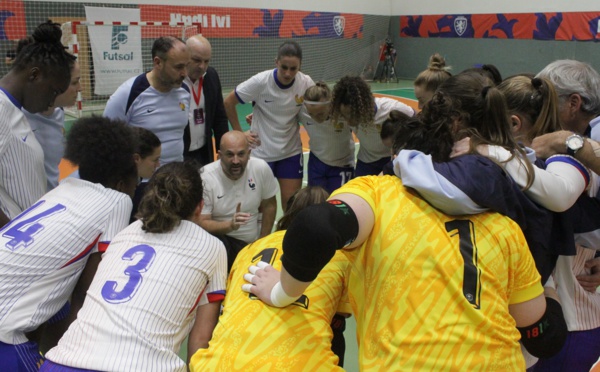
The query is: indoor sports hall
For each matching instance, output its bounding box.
[1,0,600,371]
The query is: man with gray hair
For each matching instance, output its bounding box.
[183,35,228,166]
[531,59,600,372]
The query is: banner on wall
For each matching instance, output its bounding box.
[0,0,26,40]
[140,5,363,39]
[85,6,143,95]
[400,12,600,41]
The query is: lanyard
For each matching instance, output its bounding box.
[192,77,204,106]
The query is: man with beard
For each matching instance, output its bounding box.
[104,36,190,165]
[200,131,278,271]
[183,35,228,166]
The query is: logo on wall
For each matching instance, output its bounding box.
[111,25,129,50]
[333,16,345,36]
[454,16,468,36]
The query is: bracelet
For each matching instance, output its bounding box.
[270,282,298,307]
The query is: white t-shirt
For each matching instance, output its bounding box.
[201,157,279,243]
[353,97,415,163]
[0,89,46,219]
[46,219,227,372]
[104,74,190,165]
[299,107,355,168]
[0,178,132,344]
[234,69,314,162]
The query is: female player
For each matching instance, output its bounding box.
[130,126,161,222]
[413,53,451,109]
[43,162,227,372]
[300,82,355,193]
[0,20,75,226]
[190,186,352,371]
[0,116,138,371]
[330,75,414,176]
[224,40,314,211]
[24,60,82,190]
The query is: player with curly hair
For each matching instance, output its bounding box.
[330,75,414,176]
[0,116,138,371]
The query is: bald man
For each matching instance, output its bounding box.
[199,131,278,271]
[183,35,229,166]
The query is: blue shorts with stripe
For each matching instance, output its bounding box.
[267,153,303,179]
[307,152,354,194]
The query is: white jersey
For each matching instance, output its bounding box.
[201,157,279,243]
[46,219,227,372]
[299,107,355,168]
[0,89,46,219]
[0,178,132,344]
[104,74,191,165]
[234,69,314,162]
[353,97,414,163]
[23,107,65,191]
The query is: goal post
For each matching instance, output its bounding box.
[60,21,201,117]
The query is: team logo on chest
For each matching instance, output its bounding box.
[295,95,304,106]
[248,178,256,191]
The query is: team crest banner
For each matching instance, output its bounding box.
[400,12,600,41]
[140,5,363,39]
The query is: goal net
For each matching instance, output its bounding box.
[0,2,389,117]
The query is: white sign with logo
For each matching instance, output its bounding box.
[85,6,143,95]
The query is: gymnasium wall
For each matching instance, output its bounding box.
[3,0,599,85]
[390,0,600,79]
[0,1,390,90]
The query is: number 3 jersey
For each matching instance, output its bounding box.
[45,219,227,372]
[0,177,132,345]
[190,230,352,372]
[330,175,544,371]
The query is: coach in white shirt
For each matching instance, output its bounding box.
[200,131,278,271]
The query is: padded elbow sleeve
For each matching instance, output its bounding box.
[281,200,359,282]
[518,297,568,359]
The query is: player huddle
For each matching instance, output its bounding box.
[1,19,600,372]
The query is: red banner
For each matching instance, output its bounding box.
[0,0,26,40]
[400,12,600,41]
[140,5,363,39]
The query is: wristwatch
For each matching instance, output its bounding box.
[565,133,585,156]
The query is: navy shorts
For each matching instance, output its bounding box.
[355,157,390,177]
[0,340,43,372]
[40,360,100,371]
[307,152,354,194]
[267,153,303,179]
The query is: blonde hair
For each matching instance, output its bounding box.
[414,53,452,92]
[498,76,561,144]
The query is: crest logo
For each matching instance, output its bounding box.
[454,16,468,37]
[248,178,256,191]
[294,95,304,105]
[333,16,345,36]
[111,25,128,50]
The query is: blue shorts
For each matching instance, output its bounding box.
[355,157,390,177]
[40,360,100,371]
[0,340,43,372]
[307,152,354,194]
[267,153,303,179]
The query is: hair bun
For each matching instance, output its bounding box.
[32,20,62,44]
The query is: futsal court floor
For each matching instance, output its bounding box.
[57,80,417,371]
